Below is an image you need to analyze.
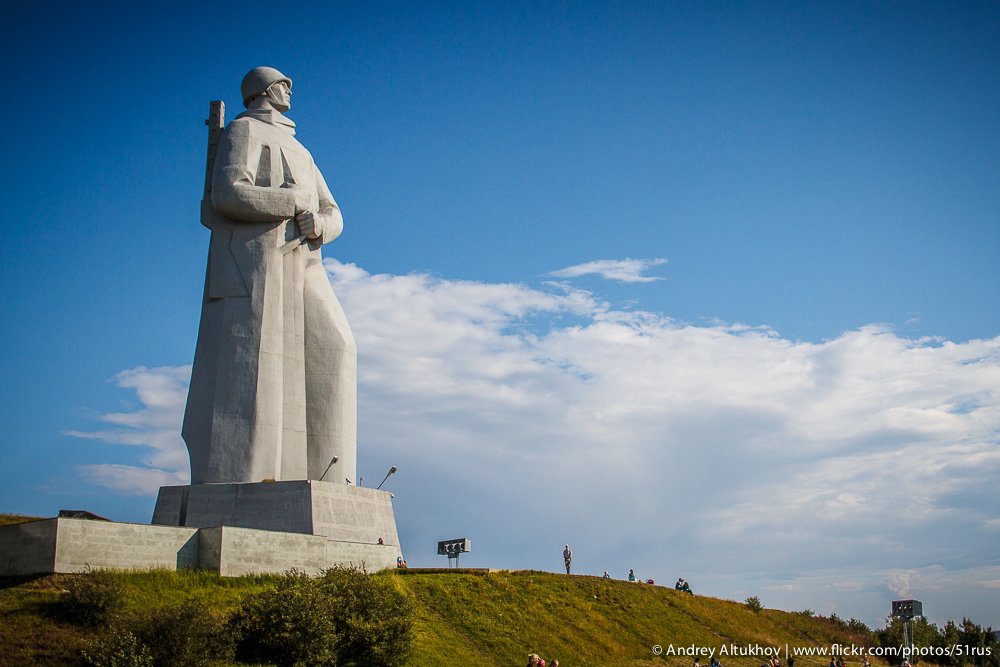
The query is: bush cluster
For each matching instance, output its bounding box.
[231,570,339,666]
[79,596,232,667]
[745,595,763,613]
[81,627,153,667]
[231,566,414,667]
[135,599,233,666]
[66,566,414,667]
[61,567,125,626]
[318,565,415,667]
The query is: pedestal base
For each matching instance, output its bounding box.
[152,480,400,546]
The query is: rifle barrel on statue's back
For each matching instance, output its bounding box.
[203,100,225,199]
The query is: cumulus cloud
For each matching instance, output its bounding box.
[548,257,667,283]
[70,260,1000,625]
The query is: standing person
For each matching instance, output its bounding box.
[184,66,357,484]
[787,655,795,667]
[712,657,722,667]
[628,568,636,582]
[563,544,572,574]
[602,570,610,578]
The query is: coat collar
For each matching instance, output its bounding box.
[235,108,297,134]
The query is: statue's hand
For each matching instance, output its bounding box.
[295,210,323,239]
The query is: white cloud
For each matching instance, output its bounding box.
[548,257,667,283]
[67,365,191,494]
[887,572,913,598]
[70,261,1000,626]
[76,464,187,497]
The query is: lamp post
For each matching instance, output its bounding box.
[377,465,398,490]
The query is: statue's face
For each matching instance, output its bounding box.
[267,80,292,112]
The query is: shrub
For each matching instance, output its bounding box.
[62,568,125,626]
[231,570,338,666]
[319,566,415,667]
[135,598,234,666]
[847,617,872,636]
[82,627,153,667]
[745,595,763,613]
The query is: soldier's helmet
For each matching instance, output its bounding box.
[240,66,292,107]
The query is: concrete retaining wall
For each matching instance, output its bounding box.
[0,519,399,577]
[0,519,56,576]
[205,526,399,576]
[53,520,200,572]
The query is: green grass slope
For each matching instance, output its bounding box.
[0,513,43,526]
[395,569,871,667]
[0,567,877,667]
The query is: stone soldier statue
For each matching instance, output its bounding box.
[182,66,357,485]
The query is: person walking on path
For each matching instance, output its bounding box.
[562,544,573,574]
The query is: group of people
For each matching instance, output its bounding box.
[829,656,873,667]
[602,568,652,584]
[526,653,559,667]
[693,657,723,667]
[702,654,875,667]
[561,546,694,593]
[705,656,786,667]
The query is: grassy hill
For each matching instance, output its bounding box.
[0,569,879,666]
[397,569,872,666]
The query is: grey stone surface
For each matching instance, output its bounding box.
[0,518,398,577]
[202,526,398,576]
[152,480,400,546]
[55,521,201,572]
[150,485,187,526]
[0,519,198,575]
[0,519,56,575]
[183,66,357,486]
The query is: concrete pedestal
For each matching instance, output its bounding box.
[152,480,400,546]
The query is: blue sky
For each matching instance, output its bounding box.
[2,1,999,630]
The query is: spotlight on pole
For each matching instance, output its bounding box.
[377,465,398,490]
[319,456,339,482]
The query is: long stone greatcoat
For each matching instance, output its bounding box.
[182,108,357,485]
